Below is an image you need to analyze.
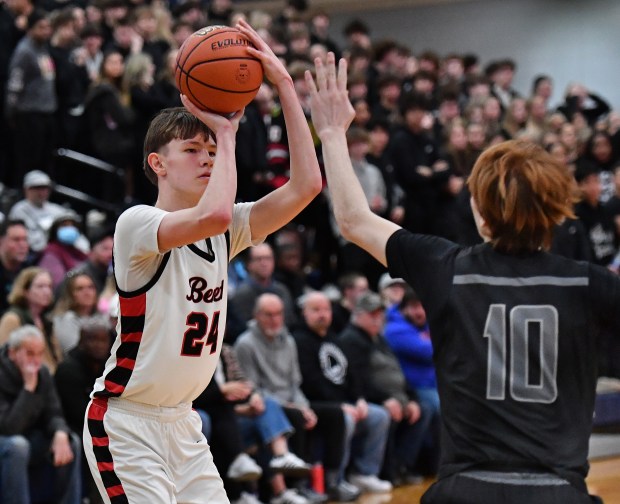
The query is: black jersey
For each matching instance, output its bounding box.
[386,229,620,484]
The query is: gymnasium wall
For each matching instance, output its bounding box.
[326,0,620,110]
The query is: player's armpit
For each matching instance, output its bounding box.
[343,212,401,267]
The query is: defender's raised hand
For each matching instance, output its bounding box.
[306,52,355,139]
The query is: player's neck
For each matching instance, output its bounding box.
[155,191,199,212]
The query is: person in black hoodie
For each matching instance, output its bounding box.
[55,316,111,504]
[82,49,135,202]
[293,291,391,496]
[338,292,432,485]
[49,8,91,151]
[0,324,81,504]
[574,161,618,267]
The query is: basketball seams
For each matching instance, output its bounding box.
[187,79,261,94]
[178,28,245,69]
[176,58,262,93]
[177,56,261,77]
[185,56,261,67]
[175,25,264,113]
[175,27,243,90]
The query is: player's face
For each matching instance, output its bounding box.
[161,134,217,194]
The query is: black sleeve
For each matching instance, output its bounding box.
[385,229,460,316]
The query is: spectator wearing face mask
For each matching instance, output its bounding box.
[37,211,88,290]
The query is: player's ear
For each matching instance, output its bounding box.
[470,196,492,242]
[148,153,166,176]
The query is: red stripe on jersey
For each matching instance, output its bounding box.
[92,436,109,447]
[121,331,143,343]
[98,462,114,472]
[106,485,126,497]
[104,380,126,394]
[116,357,136,370]
[87,400,108,420]
[120,293,146,317]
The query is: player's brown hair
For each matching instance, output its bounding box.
[143,107,214,186]
[468,140,579,253]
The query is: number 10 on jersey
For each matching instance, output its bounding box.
[484,304,558,404]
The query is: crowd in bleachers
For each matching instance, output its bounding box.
[1,0,620,502]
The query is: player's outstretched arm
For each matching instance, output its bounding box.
[155,96,242,251]
[307,53,400,266]
[237,19,322,241]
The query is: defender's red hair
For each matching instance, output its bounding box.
[468,140,578,253]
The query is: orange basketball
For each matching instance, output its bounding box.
[175,25,264,114]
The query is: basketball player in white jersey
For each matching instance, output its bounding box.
[82,19,322,504]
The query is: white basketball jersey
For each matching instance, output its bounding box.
[91,203,256,407]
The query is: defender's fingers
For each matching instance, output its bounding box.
[326,52,337,88]
[337,57,348,92]
[315,56,327,91]
[305,69,318,96]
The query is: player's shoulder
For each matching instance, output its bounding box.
[118,204,162,219]
[388,228,462,258]
[116,204,166,229]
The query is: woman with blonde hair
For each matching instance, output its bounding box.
[0,266,63,373]
[52,271,101,355]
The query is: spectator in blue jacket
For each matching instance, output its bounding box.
[384,287,439,475]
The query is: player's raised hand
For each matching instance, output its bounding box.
[236,18,290,88]
[306,52,355,139]
[180,94,243,133]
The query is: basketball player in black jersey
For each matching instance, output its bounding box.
[306,53,620,504]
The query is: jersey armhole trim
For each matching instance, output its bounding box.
[225,230,230,262]
[115,251,172,298]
